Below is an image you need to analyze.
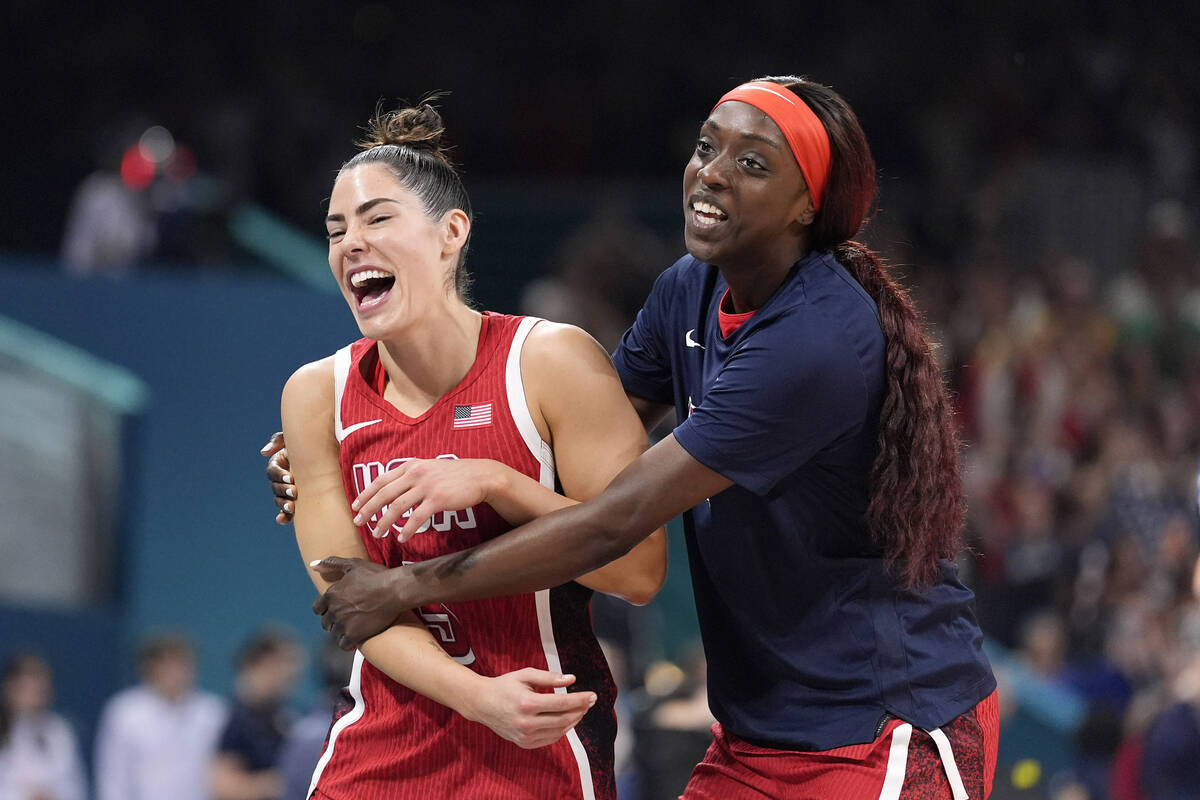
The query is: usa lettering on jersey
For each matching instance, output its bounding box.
[351,454,479,538]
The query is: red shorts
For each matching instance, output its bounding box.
[681,690,999,800]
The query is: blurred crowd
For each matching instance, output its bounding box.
[0,629,348,800]
[931,199,1200,800]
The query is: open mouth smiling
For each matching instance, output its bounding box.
[689,198,729,229]
[347,267,396,311]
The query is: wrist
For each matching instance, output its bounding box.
[453,671,493,723]
[381,566,414,620]
[482,460,510,507]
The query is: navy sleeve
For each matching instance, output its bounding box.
[673,310,870,495]
[610,262,681,405]
[217,713,246,756]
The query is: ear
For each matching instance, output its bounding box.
[795,192,816,227]
[440,209,471,258]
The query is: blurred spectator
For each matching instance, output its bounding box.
[211,628,303,800]
[59,118,158,276]
[631,648,715,800]
[520,209,666,352]
[0,651,86,800]
[1139,603,1200,800]
[94,632,227,800]
[277,637,353,800]
[60,118,233,275]
[60,167,157,276]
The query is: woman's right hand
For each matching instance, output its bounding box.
[261,431,296,524]
[463,668,597,749]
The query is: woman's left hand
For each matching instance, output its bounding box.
[352,458,502,541]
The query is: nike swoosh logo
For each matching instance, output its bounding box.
[685,328,705,349]
[342,419,383,437]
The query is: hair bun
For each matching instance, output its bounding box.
[359,102,450,161]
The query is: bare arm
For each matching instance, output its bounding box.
[348,323,669,606]
[626,393,674,433]
[314,433,731,646]
[524,322,668,605]
[282,360,595,747]
[261,393,669,524]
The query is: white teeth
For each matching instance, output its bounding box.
[349,269,391,288]
[692,201,726,218]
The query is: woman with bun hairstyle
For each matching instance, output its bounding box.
[277,76,999,798]
[279,103,667,799]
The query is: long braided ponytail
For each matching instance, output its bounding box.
[764,76,965,587]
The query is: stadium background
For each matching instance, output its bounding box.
[3,2,1199,797]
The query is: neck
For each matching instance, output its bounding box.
[715,231,810,313]
[378,301,482,412]
[721,251,810,313]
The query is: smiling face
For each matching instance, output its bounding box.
[683,100,815,276]
[325,163,468,339]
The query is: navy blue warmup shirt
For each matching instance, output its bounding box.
[612,251,995,750]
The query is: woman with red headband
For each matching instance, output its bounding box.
[278,76,998,798]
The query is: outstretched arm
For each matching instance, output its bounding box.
[315,432,730,647]
[260,391,671,526]
[345,322,669,606]
[282,359,596,748]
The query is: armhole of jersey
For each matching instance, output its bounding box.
[505,317,555,488]
[333,344,353,443]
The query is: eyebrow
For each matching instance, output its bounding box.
[702,118,784,151]
[325,197,397,224]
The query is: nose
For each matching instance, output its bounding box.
[338,222,368,256]
[696,153,729,190]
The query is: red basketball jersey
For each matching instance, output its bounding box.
[308,313,616,800]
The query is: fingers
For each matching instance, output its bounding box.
[273,492,294,517]
[259,431,285,456]
[310,557,352,582]
[513,693,596,750]
[518,669,578,689]
[358,487,421,538]
[266,454,293,485]
[517,708,592,749]
[395,502,438,543]
[513,671,596,715]
[526,691,596,716]
[262,434,294,525]
[352,461,409,514]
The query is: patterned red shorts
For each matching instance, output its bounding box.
[681,690,999,800]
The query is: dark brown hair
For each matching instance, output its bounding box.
[1,651,51,746]
[341,102,474,301]
[762,76,966,588]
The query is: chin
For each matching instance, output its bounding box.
[685,238,720,265]
[351,310,394,341]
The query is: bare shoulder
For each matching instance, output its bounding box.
[281,356,335,417]
[522,321,614,375]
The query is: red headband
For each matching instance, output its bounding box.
[712,81,832,211]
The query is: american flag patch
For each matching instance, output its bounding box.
[453,402,493,429]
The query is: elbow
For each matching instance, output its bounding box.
[622,569,665,607]
[627,543,668,606]
[595,517,668,606]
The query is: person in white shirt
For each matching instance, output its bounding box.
[0,651,86,800]
[94,633,227,800]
